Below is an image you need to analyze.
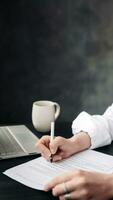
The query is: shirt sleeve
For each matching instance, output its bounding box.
[71,104,113,149]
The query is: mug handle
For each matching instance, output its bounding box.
[53,102,60,120]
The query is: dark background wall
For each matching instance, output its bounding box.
[0,0,113,124]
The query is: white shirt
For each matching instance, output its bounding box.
[72,104,113,149]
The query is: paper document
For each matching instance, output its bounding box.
[3,150,113,191]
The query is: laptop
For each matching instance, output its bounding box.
[0,125,40,160]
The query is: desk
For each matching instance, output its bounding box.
[0,122,113,200]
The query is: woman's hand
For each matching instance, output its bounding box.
[36,132,91,162]
[36,135,79,162]
[44,170,113,200]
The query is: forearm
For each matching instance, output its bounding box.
[69,131,91,153]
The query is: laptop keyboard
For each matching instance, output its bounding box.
[0,127,25,156]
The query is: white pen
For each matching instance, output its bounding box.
[49,121,55,162]
[50,121,55,142]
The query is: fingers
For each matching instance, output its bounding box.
[52,179,90,198]
[52,179,91,200]
[36,135,67,161]
[52,154,62,162]
[50,136,65,154]
[44,170,86,192]
[52,179,76,196]
[59,189,90,200]
[36,135,51,160]
[44,171,74,191]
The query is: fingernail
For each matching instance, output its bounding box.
[59,157,62,161]
[52,189,57,196]
[53,156,62,162]
[51,148,56,154]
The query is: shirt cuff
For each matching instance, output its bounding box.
[71,111,111,149]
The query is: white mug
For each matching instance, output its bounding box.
[32,100,60,132]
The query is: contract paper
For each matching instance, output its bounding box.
[3,150,113,190]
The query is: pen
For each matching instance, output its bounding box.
[49,121,55,162]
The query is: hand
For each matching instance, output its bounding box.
[44,170,113,200]
[36,132,91,162]
[36,135,81,162]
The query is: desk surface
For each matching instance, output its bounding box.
[0,122,113,200]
